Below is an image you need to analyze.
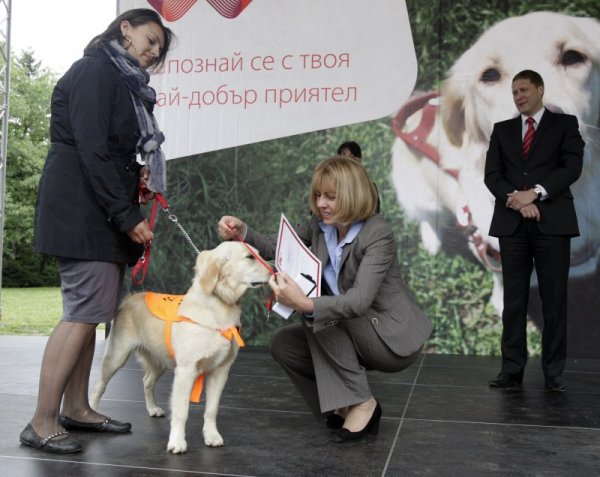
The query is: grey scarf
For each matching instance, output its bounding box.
[102,39,166,193]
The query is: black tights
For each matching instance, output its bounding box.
[30,321,107,437]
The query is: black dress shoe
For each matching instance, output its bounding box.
[488,374,523,388]
[19,423,81,454]
[59,415,132,433]
[545,377,566,392]
[331,402,382,443]
[325,414,345,430]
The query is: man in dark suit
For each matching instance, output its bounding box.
[484,69,584,392]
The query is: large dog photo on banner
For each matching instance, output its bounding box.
[391,10,600,355]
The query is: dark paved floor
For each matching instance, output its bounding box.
[1,335,599,476]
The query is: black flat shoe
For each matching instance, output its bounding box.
[19,423,81,454]
[59,415,132,433]
[545,377,566,392]
[325,414,345,430]
[488,374,523,388]
[331,401,382,443]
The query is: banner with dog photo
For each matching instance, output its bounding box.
[123,0,600,359]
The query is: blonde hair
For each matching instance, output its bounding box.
[309,156,377,224]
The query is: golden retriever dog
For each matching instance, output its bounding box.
[90,241,271,453]
[391,11,600,315]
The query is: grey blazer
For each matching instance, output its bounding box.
[245,214,433,357]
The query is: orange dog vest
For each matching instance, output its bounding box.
[145,292,245,402]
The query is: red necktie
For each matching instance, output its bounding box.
[522,117,535,157]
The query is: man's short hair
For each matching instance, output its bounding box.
[336,141,362,159]
[512,70,544,88]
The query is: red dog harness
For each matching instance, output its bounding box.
[391,92,501,271]
[145,292,245,402]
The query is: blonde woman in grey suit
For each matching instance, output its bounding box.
[218,156,432,443]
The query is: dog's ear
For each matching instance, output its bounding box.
[441,74,466,148]
[575,17,600,128]
[194,250,225,294]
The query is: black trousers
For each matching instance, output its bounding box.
[498,219,571,379]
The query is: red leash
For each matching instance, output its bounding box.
[226,223,276,316]
[225,224,275,276]
[131,190,169,285]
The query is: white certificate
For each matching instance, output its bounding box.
[273,214,322,319]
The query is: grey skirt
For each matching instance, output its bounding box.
[58,258,124,324]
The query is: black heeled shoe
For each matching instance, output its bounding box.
[331,401,382,443]
[325,413,345,430]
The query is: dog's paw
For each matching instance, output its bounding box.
[167,437,188,454]
[420,221,442,255]
[203,429,224,447]
[147,406,166,417]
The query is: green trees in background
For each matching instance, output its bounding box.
[2,51,58,286]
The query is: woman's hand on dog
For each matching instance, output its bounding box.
[218,216,247,240]
[269,272,315,314]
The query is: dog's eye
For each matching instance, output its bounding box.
[246,255,255,260]
[480,68,501,83]
[560,49,586,67]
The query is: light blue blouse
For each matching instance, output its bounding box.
[319,221,365,295]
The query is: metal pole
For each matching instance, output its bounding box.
[0,0,12,320]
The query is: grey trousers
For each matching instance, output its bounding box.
[270,318,421,415]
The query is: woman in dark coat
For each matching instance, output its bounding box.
[19,9,173,454]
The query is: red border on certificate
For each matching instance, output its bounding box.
[275,214,321,297]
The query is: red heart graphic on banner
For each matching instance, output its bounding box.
[147,0,253,21]
[146,0,198,22]
[206,0,253,19]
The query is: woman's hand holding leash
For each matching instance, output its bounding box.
[218,216,247,241]
[127,219,154,244]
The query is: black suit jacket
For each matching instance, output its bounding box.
[484,110,584,237]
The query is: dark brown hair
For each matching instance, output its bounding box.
[512,70,544,88]
[88,8,175,70]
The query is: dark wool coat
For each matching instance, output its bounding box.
[35,47,145,264]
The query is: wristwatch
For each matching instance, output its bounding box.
[533,185,543,199]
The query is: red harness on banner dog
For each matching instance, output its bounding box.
[391,92,501,271]
[145,291,245,403]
